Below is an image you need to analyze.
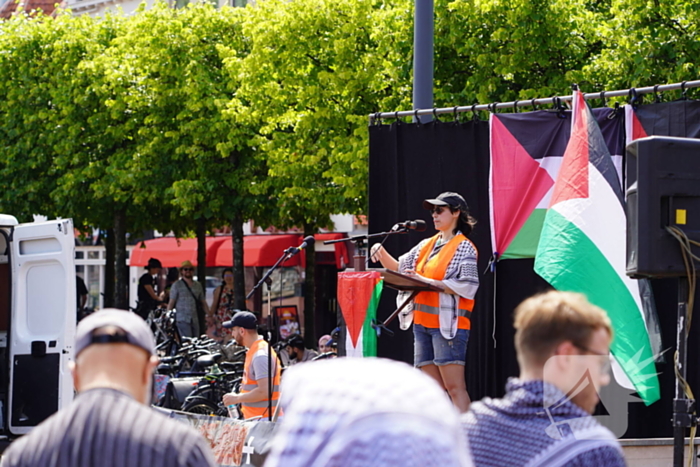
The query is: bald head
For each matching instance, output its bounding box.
[71,326,158,404]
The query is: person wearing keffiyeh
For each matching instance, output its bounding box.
[263,358,473,467]
[462,291,626,467]
[370,192,479,413]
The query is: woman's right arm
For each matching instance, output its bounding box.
[370,244,399,271]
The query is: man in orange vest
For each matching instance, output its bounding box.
[222,311,281,420]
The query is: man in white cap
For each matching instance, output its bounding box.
[1,309,216,467]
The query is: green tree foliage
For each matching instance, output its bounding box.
[234,0,413,342]
[109,2,270,308]
[434,0,607,105]
[235,0,413,229]
[578,0,700,92]
[0,12,118,221]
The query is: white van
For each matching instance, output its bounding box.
[0,215,75,438]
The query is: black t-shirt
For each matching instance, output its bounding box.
[138,273,157,305]
[76,275,88,307]
[1,388,216,467]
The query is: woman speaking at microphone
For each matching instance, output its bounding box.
[370,192,478,412]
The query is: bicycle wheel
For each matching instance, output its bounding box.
[181,397,226,417]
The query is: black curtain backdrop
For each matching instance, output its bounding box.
[368,117,700,439]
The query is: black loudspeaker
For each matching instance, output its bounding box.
[626,136,700,278]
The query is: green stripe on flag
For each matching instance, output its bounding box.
[361,280,383,357]
[502,208,547,259]
[535,209,660,404]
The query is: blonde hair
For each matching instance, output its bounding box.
[514,290,612,367]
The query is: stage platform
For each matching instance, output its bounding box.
[621,438,699,466]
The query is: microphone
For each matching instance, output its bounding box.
[393,220,427,232]
[287,235,316,256]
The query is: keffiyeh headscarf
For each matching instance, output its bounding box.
[263,357,472,467]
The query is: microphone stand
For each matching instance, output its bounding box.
[323,227,413,272]
[246,247,297,422]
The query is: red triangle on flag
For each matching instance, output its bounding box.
[337,271,381,347]
[491,115,555,255]
[631,112,649,140]
[550,92,589,206]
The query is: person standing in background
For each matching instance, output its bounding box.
[136,258,164,320]
[167,260,209,338]
[76,275,89,321]
[222,312,281,421]
[208,267,235,343]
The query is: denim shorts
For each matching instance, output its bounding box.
[414,324,469,367]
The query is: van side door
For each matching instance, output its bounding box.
[8,219,76,435]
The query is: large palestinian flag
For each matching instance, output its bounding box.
[490,108,624,260]
[534,90,660,405]
[337,271,383,357]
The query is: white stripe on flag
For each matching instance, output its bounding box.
[345,330,364,358]
[550,162,644,316]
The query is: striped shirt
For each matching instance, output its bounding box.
[1,388,215,467]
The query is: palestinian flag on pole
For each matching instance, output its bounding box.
[337,271,383,357]
[534,90,660,404]
[490,108,624,260]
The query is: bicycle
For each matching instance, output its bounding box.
[180,362,244,417]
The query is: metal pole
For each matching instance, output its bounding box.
[371,79,700,123]
[673,277,689,467]
[412,0,434,123]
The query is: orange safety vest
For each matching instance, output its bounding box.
[240,338,281,420]
[413,233,475,330]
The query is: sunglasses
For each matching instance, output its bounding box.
[182,268,194,272]
[430,206,448,215]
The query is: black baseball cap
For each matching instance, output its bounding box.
[223,310,257,330]
[286,334,305,349]
[75,309,156,357]
[423,192,469,212]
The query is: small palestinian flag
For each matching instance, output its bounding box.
[535,90,660,405]
[337,271,383,357]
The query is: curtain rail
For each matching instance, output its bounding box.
[369,80,700,124]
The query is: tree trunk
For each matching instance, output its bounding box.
[231,213,245,311]
[114,209,129,310]
[196,217,207,333]
[103,227,115,308]
[303,224,316,347]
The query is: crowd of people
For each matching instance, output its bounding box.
[3,192,627,466]
[2,289,625,467]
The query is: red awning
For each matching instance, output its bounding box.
[213,234,302,267]
[129,234,348,269]
[129,237,228,268]
[311,233,349,269]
